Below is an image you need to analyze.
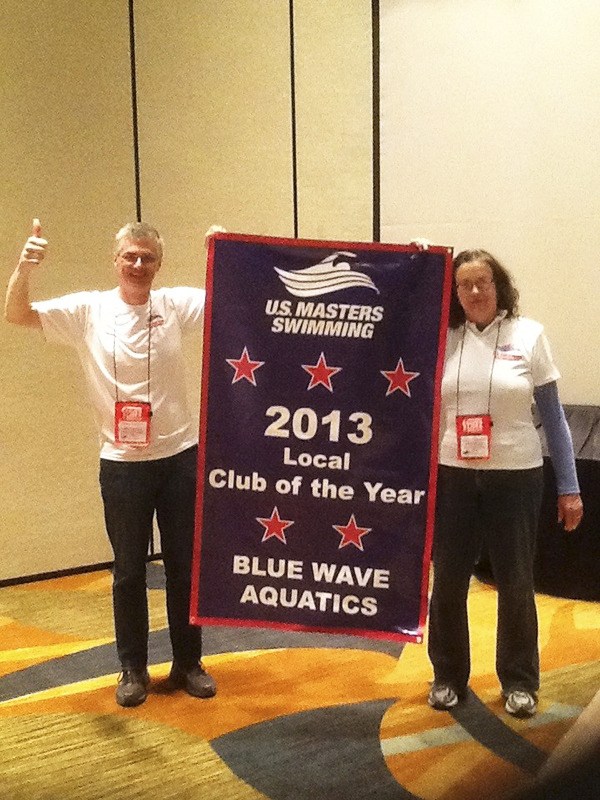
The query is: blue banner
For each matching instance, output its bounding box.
[191,235,452,643]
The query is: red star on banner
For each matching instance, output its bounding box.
[256,507,295,544]
[333,514,372,551]
[381,357,420,397]
[226,346,265,385]
[302,352,342,392]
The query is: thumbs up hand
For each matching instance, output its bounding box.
[19,218,48,269]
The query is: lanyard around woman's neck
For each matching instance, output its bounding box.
[112,294,152,404]
[455,317,502,417]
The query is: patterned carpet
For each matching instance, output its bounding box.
[1,563,598,800]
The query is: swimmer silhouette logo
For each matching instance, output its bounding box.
[191,235,452,642]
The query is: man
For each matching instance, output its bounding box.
[5,219,216,707]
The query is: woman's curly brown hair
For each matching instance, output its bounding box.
[449,249,520,328]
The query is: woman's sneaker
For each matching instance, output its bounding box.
[428,683,459,710]
[504,690,537,717]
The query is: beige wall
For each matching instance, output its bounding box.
[293,0,373,241]
[380,0,600,404]
[0,1,373,580]
[5,0,593,580]
[135,0,295,274]
[133,0,373,259]
[0,1,135,580]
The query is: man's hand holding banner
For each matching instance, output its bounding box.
[191,235,452,643]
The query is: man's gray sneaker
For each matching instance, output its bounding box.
[116,669,150,707]
[169,663,216,698]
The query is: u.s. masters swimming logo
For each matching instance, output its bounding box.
[274,251,379,298]
[267,252,383,340]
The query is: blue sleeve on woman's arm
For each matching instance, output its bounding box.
[533,381,580,495]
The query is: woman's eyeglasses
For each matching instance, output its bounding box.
[456,278,494,293]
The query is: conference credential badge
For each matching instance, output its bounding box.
[114,401,152,447]
[456,413,492,460]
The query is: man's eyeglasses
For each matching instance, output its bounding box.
[456,278,495,293]
[119,252,158,266]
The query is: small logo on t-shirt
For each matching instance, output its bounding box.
[496,343,522,360]
[149,314,165,328]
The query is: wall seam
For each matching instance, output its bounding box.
[289,0,299,238]
[128,0,142,222]
[372,0,381,242]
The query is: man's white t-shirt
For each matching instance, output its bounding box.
[439,314,561,470]
[33,287,205,461]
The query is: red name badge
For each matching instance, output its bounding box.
[114,401,152,448]
[456,414,492,460]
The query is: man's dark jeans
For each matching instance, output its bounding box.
[99,445,202,670]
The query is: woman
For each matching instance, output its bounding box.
[427,249,583,717]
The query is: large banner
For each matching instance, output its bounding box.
[191,235,452,643]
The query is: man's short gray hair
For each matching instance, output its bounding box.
[115,222,164,261]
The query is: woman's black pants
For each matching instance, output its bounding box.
[428,465,544,695]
